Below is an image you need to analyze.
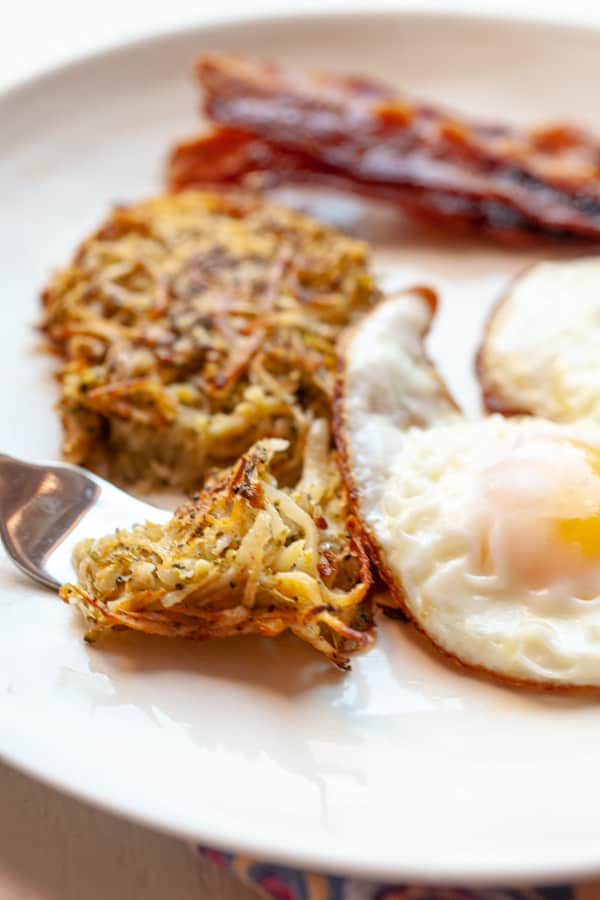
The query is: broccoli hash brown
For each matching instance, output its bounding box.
[41,190,378,489]
[60,421,374,668]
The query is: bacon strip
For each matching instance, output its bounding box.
[172,53,600,243]
[168,127,571,243]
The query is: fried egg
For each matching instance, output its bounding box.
[335,289,600,688]
[478,257,600,422]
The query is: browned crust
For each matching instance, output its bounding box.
[40,190,378,490]
[332,285,457,620]
[63,438,375,670]
[333,290,600,694]
[476,261,543,418]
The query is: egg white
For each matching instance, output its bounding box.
[381,416,600,685]
[479,257,600,422]
[337,289,600,688]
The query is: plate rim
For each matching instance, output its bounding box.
[0,4,595,108]
[4,6,600,885]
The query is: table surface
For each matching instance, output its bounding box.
[1,1,599,897]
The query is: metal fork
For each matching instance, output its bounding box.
[0,454,170,590]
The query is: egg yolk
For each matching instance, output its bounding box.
[555,441,600,559]
[556,516,600,559]
[475,435,600,595]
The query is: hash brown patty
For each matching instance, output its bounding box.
[42,191,378,489]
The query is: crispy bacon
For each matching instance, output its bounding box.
[168,127,565,242]
[169,53,600,243]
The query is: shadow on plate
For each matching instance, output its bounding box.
[78,618,344,698]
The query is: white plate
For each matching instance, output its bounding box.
[2,10,600,885]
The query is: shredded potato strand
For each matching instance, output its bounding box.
[41,191,378,489]
[60,422,373,668]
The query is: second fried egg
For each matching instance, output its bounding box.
[478,257,600,422]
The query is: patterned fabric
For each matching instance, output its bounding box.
[198,847,581,900]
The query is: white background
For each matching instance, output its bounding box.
[3,0,600,92]
[1,2,599,898]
